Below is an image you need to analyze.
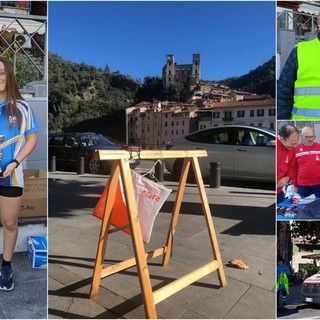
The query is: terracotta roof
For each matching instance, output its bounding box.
[200,99,275,109]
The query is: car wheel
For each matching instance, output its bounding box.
[88,158,101,174]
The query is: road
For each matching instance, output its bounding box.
[278,284,320,319]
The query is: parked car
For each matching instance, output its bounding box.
[301,270,320,304]
[49,132,139,174]
[165,125,275,182]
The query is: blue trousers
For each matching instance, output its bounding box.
[277,191,285,205]
[298,185,320,198]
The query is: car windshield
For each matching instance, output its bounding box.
[77,133,114,147]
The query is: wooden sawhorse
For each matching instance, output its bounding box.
[90,150,227,318]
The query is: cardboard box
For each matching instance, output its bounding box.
[19,197,47,218]
[19,169,47,218]
[23,169,47,195]
[27,235,47,269]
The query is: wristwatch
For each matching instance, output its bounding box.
[11,159,20,168]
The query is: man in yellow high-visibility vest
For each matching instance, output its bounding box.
[277,13,320,119]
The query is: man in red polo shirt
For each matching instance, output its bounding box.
[277,124,300,204]
[294,126,320,198]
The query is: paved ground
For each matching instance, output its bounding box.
[0,252,47,319]
[278,283,320,319]
[48,164,276,319]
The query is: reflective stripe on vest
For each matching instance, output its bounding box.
[292,38,320,118]
[294,87,320,95]
[292,107,320,117]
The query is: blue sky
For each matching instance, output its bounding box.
[49,1,275,82]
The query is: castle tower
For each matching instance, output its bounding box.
[163,54,175,87]
[192,54,200,83]
[162,53,200,88]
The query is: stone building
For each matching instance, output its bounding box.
[162,54,200,88]
[196,98,276,130]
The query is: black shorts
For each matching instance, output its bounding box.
[0,186,23,197]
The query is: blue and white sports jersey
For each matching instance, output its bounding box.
[0,99,39,188]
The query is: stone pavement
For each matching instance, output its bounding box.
[48,166,276,319]
[0,252,47,319]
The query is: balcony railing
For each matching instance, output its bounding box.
[277,10,319,39]
[222,117,233,122]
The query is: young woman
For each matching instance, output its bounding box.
[0,57,39,290]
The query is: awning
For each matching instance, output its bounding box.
[0,16,45,34]
[301,254,320,259]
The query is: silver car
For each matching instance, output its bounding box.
[165,125,275,182]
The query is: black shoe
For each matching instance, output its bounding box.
[0,265,14,291]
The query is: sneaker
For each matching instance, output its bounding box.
[0,265,14,291]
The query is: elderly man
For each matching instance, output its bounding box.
[294,126,320,198]
[277,124,300,204]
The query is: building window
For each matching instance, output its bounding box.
[165,130,167,136]
[182,129,184,134]
[165,121,167,127]
[172,121,174,126]
[176,121,179,126]
[213,112,220,119]
[257,109,264,117]
[176,130,178,134]
[250,110,254,117]
[237,110,245,117]
[224,111,232,121]
[171,130,174,135]
[269,109,275,116]
[165,114,168,118]
[270,123,274,130]
[182,120,185,125]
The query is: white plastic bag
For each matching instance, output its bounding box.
[131,170,172,243]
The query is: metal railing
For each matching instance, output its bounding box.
[0,12,47,80]
[277,10,318,39]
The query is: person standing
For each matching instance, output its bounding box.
[294,126,320,198]
[277,256,291,305]
[277,13,320,119]
[0,57,39,290]
[277,124,299,204]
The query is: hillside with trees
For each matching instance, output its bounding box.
[222,56,275,97]
[49,53,275,142]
